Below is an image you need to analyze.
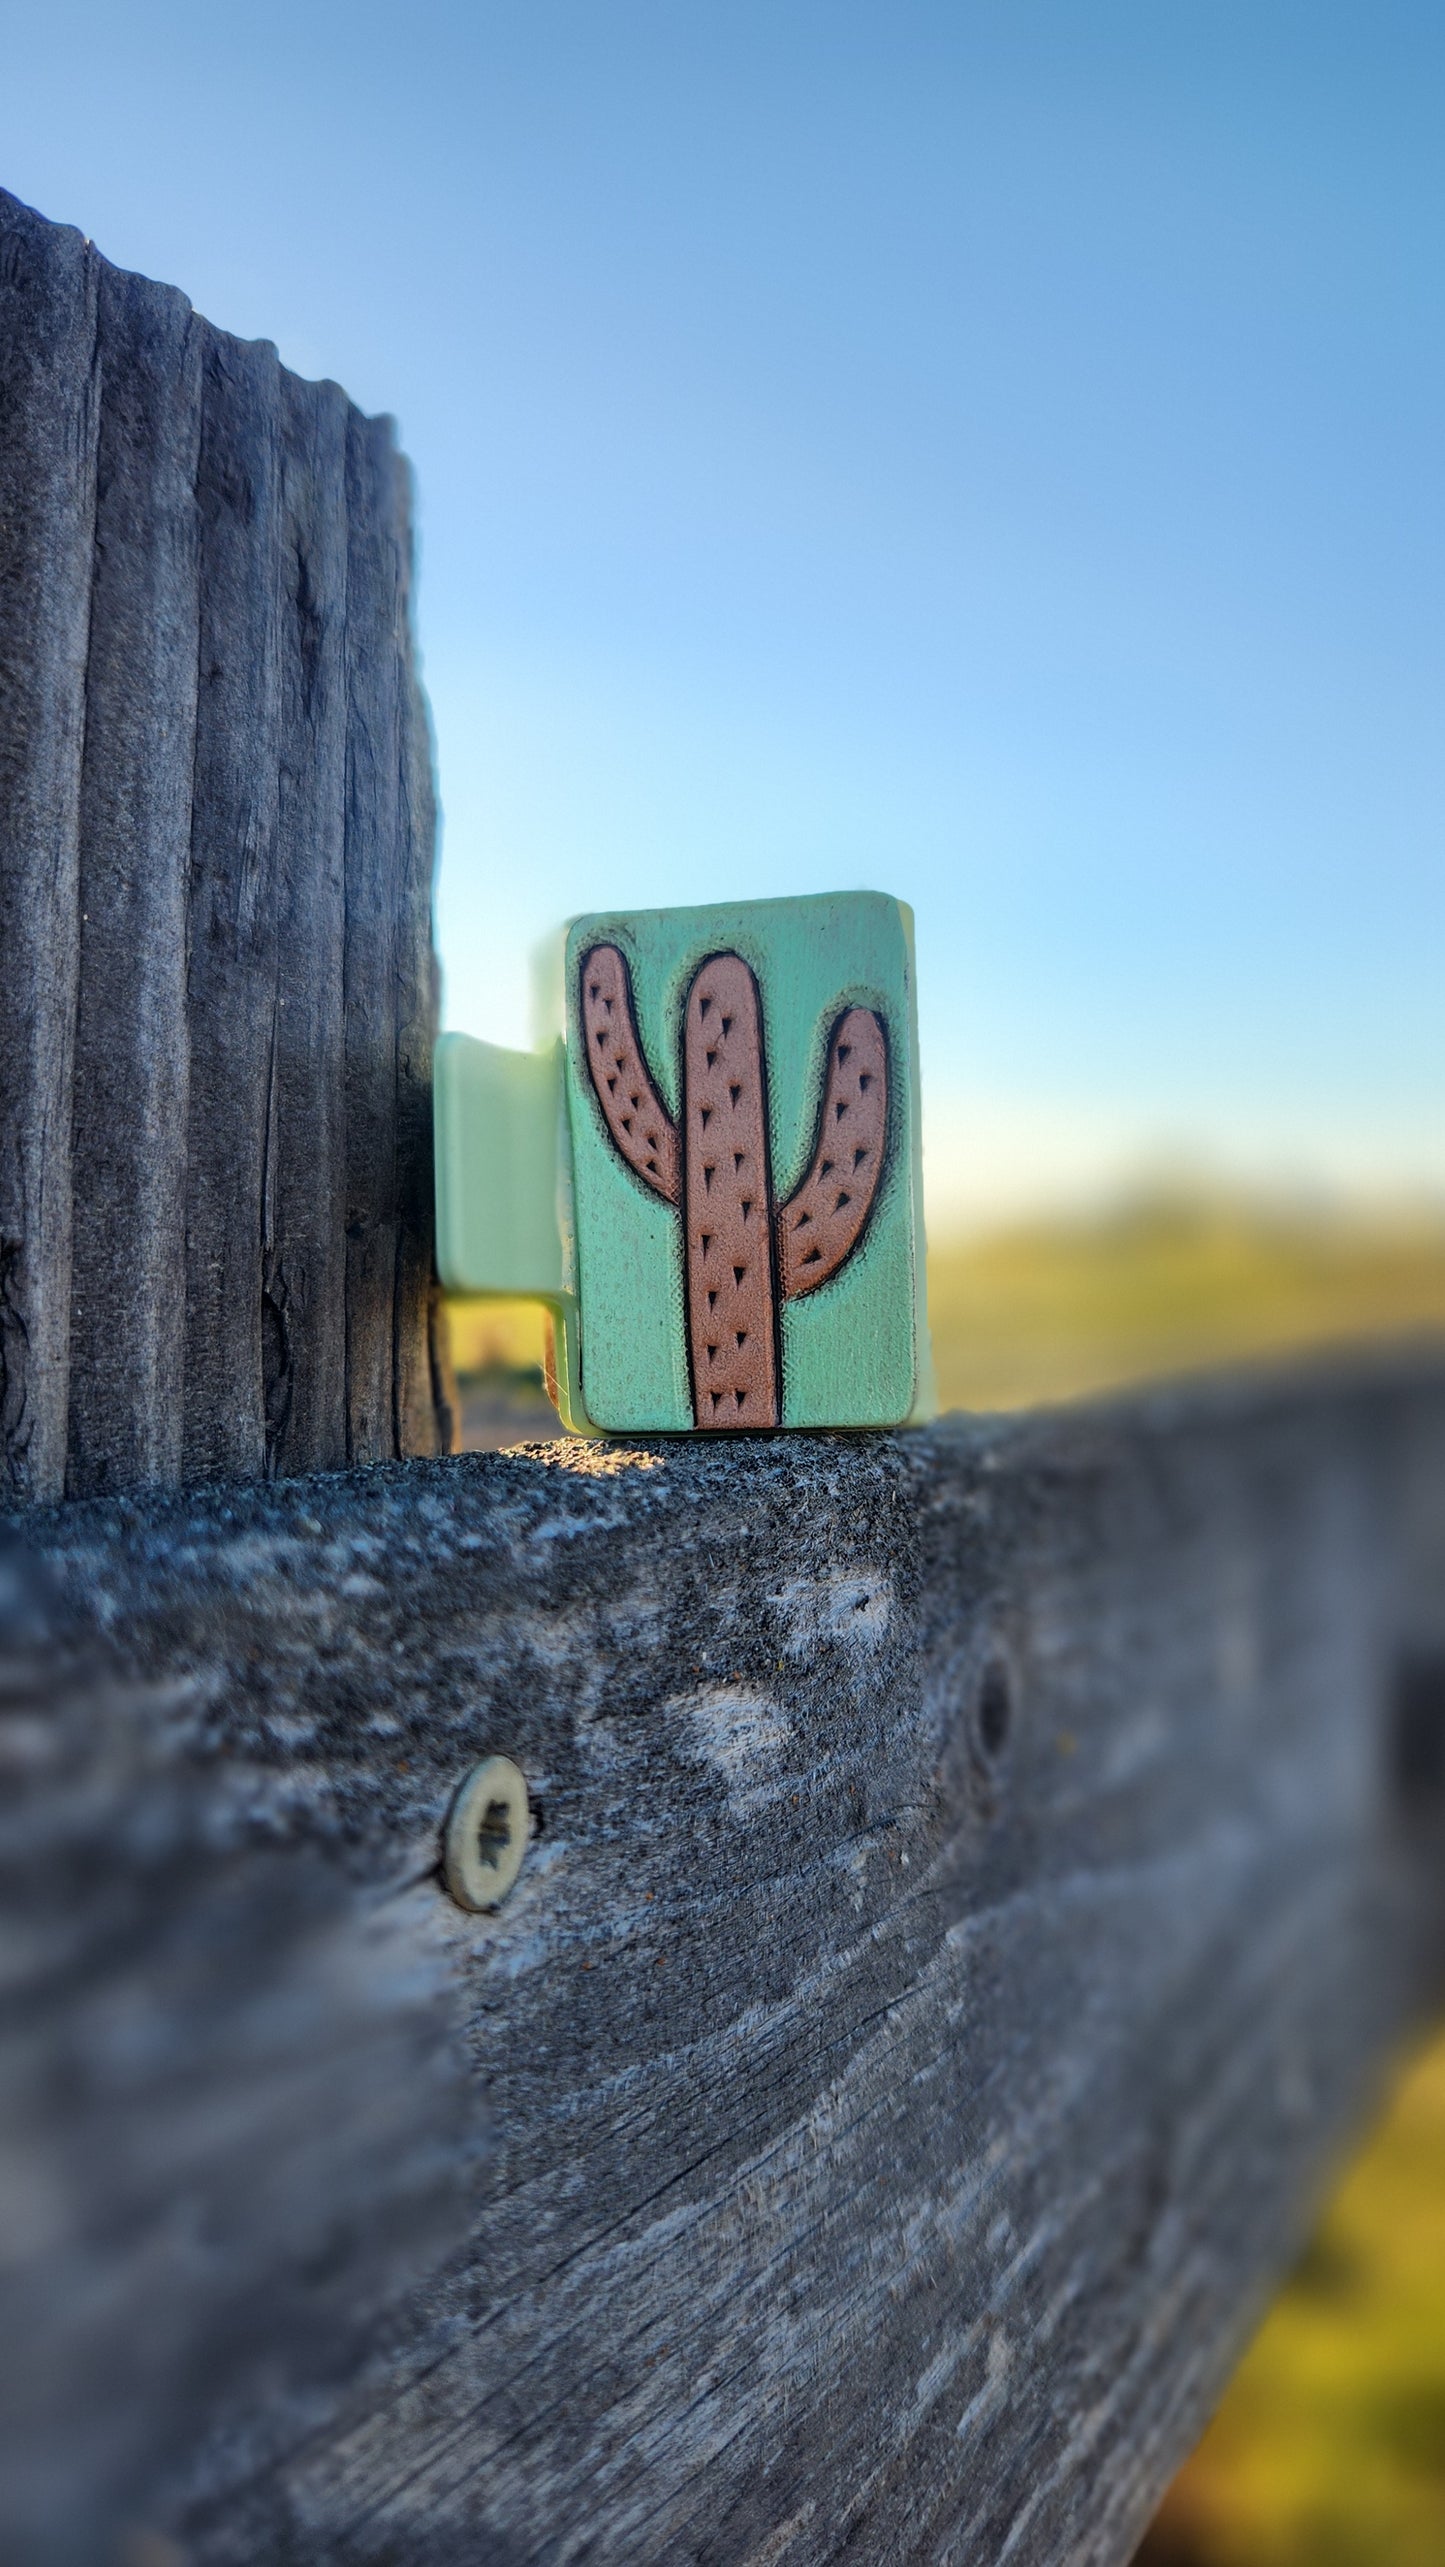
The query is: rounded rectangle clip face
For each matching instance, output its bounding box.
[562,890,931,1433]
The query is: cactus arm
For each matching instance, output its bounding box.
[579,945,681,1205]
[777,1008,889,1301]
[682,954,781,1429]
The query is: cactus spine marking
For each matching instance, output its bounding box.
[581,944,888,1429]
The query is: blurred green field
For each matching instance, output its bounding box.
[448,1192,1445,2563]
[927,1188,1445,1412]
[449,1186,1445,1427]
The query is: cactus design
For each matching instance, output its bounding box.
[581,944,888,1429]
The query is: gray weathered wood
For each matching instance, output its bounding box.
[5,1358,1442,2563]
[0,197,97,1502]
[394,499,453,1463]
[343,414,408,1465]
[270,367,350,1473]
[0,187,448,1500]
[67,256,201,1496]
[0,1537,471,2567]
[183,321,286,1479]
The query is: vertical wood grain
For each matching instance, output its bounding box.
[342,414,405,1465]
[267,370,350,1474]
[182,327,285,1481]
[67,255,201,1498]
[391,454,449,1460]
[0,190,448,1499]
[0,193,98,1501]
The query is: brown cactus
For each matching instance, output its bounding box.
[580,945,887,1430]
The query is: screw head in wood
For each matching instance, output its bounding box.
[444,1756,530,1912]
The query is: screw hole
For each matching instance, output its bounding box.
[1392,1649,1445,1801]
[978,1658,1012,1760]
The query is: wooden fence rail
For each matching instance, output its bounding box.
[4,1362,1444,2563]
[2,192,1443,2567]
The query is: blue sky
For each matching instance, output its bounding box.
[4,1,1441,1220]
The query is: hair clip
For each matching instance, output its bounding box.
[436,890,933,1432]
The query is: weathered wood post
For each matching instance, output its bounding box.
[0,187,451,1503]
